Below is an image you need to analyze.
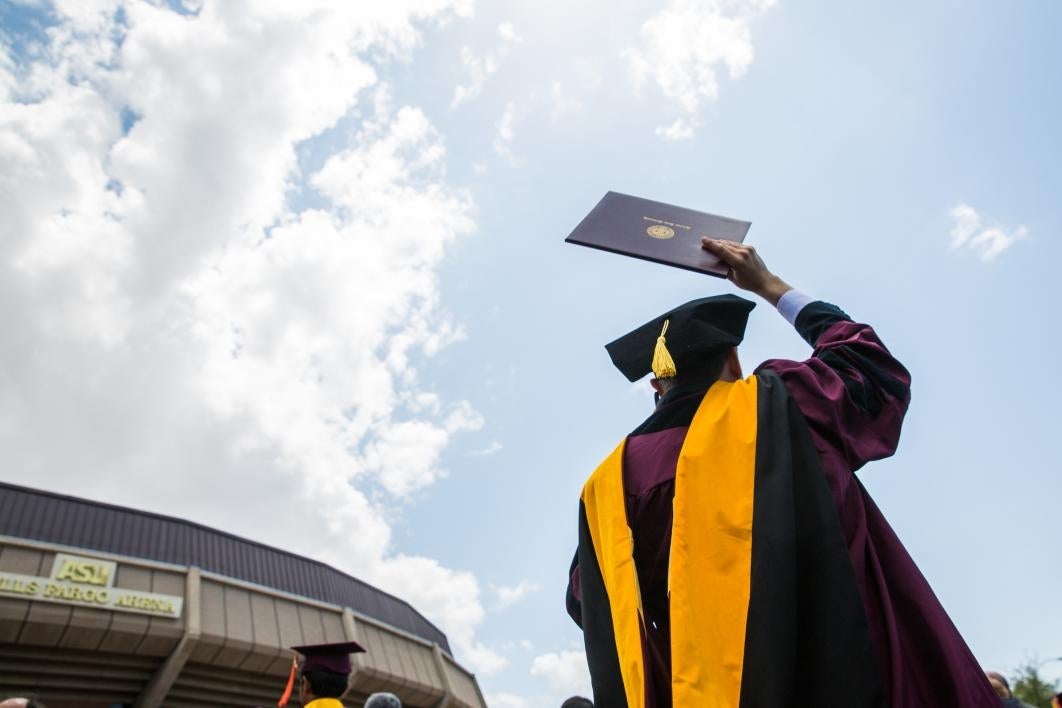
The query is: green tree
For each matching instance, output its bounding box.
[1011,659,1060,708]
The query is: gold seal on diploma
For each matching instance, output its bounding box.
[646,224,675,239]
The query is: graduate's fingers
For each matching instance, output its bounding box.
[701,239,741,282]
[701,237,746,265]
[700,237,733,258]
[703,238,790,302]
[702,238,773,288]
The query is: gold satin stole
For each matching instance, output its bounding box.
[581,376,758,707]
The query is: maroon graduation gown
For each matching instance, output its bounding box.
[567,301,1001,707]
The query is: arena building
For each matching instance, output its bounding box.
[0,481,487,708]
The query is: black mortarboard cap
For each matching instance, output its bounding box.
[292,641,365,674]
[605,294,755,382]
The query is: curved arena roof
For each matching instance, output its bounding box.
[0,481,450,653]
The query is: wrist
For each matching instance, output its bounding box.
[756,275,791,306]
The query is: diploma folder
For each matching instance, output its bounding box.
[565,191,750,278]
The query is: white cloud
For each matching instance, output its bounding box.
[493,100,520,164]
[549,81,583,121]
[949,202,1027,262]
[501,638,534,651]
[490,580,540,609]
[451,47,499,108]
[0,0,504,676]
[530,649,593,696]
[497,21,521,44]
[377,555,506,674]
[470,440,503,456]
[450,20,521,108]
[626,0,776,139]
[487,693,529,708]
[655,116,697,141]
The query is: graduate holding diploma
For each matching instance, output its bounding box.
[565,235,1002,708]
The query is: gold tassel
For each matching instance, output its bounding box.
[652,319,677,379]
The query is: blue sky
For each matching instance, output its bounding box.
[1,1,1059,705]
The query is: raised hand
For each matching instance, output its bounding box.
[700,238,791,305]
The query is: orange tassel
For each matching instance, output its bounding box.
[277,655,297,707]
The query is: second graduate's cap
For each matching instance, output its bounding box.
[292,641,365,674]
[278,641,367,706]
[605,294,755,382]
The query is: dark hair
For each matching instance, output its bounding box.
[303,669,349,698]
[560,698,593,708]
[657,348,731,393]
[986,670,1010,691]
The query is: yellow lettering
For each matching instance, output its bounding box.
[111,594,176,614]
[4,570,174,612]
[55,561,78,583]
[0,576,40,596]
[55,560,109,586]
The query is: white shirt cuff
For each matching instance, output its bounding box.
[776,289,815,326]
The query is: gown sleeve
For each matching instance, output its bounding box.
[757,301,912,473]
[565,549,582,627]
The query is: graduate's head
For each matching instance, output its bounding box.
[560,697,594,708]
[984,671,1011,698]
[0,699,46,708]
[278,641,363,706]
[606,294,755,398]
[365,693,403,708]
[650,346,742,396]
[300,670,350,700]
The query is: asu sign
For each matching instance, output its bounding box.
[0,553,183,618]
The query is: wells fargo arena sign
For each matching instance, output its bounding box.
[0,553,183,618]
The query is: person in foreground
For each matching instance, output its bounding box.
[561,697,594,708]
[276,640,364,707]
[565,239,1002,707]
[366,692,403,707]
[986,671,1035,708]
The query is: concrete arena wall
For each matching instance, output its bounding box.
[0,536,486,708]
